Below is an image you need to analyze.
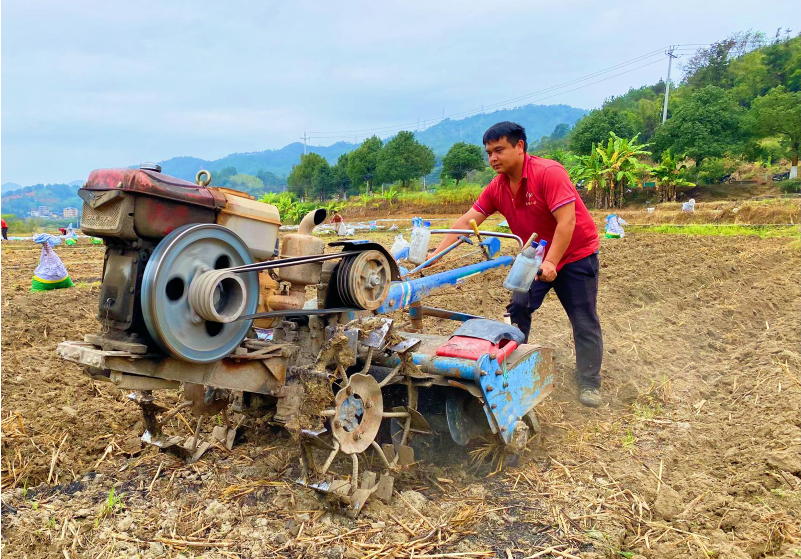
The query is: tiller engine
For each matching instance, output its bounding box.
[58,164,554,516]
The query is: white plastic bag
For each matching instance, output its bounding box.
[604,214,628,238]
[336,221,347,236]
[682,198,696,213]
[390,234,410,255]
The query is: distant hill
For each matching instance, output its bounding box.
[157,142,358,183]
[1,183,81,218]
[415,104,587,154]
[1,182,23,195]
[155,103,587,182]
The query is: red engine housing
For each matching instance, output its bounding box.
[81,168,227,240]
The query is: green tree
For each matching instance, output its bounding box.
[226,173,267,196]
[347,136,383,193]
[682,31,765,89]
[472,167,497,186]
[550,123,571,140]
[213,166,238,186]
[569,109,636,154]
[652,86,745,170]
[287,153,327,199]
[256,170,285,191]
[375,131,435,189]
[311,161,336,201]
[332,153,353,198]
[748,86,801,174]
[441,142,485,187]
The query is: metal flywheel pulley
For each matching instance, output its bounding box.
[336,250,391,311]
[141,224,259,363]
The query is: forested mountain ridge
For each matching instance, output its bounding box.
[153,104,586,182]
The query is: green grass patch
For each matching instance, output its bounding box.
[627,224,799,238]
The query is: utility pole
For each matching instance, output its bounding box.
[301,132,308,155]
[662,46,678,123]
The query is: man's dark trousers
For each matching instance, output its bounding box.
[507,252,603,389]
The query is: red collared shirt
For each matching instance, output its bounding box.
[473,155,599,270]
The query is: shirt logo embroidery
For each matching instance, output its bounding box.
[525,191,536,206]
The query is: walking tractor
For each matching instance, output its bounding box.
[57,164,555,515]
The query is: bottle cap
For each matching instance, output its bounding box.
[540,240,548,246]
[424,221,430,227]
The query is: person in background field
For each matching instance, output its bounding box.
[1,218,8,241]
[59,227,68,236]
[430,122,604,407]
[331,211,346,236]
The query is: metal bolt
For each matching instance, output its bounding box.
[503,382,509,388]
[495,369,503,375]
[486,385,493,392]
[500,427,506,432]
[365,400,373,409]
[354,432,362,440]
[491,404,497,409]
[346,387,353,396]
[334,420,341,429]
[489,352,497,360]
[480,371,488,377]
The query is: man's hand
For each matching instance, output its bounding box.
[536,260,557,282]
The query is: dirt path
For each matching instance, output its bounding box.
[1,233,799,558]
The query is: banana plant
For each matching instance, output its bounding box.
[259,192,297,221]
[571,147,607,209]
[595,133,652,208]
[377,185,399,207]
[652,150,695,202]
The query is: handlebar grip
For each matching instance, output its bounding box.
[468,219,481,238]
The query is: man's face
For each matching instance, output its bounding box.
[485,137,525,175]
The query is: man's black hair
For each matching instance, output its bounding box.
[483,121,527,151]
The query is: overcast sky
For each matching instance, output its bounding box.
[1,0,798,185]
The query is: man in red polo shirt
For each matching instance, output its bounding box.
[431,122,603,407]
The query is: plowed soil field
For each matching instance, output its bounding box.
[2,226,799,559]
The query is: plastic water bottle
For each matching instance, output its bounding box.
[408,217,431,264]
[503,240,548,293]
